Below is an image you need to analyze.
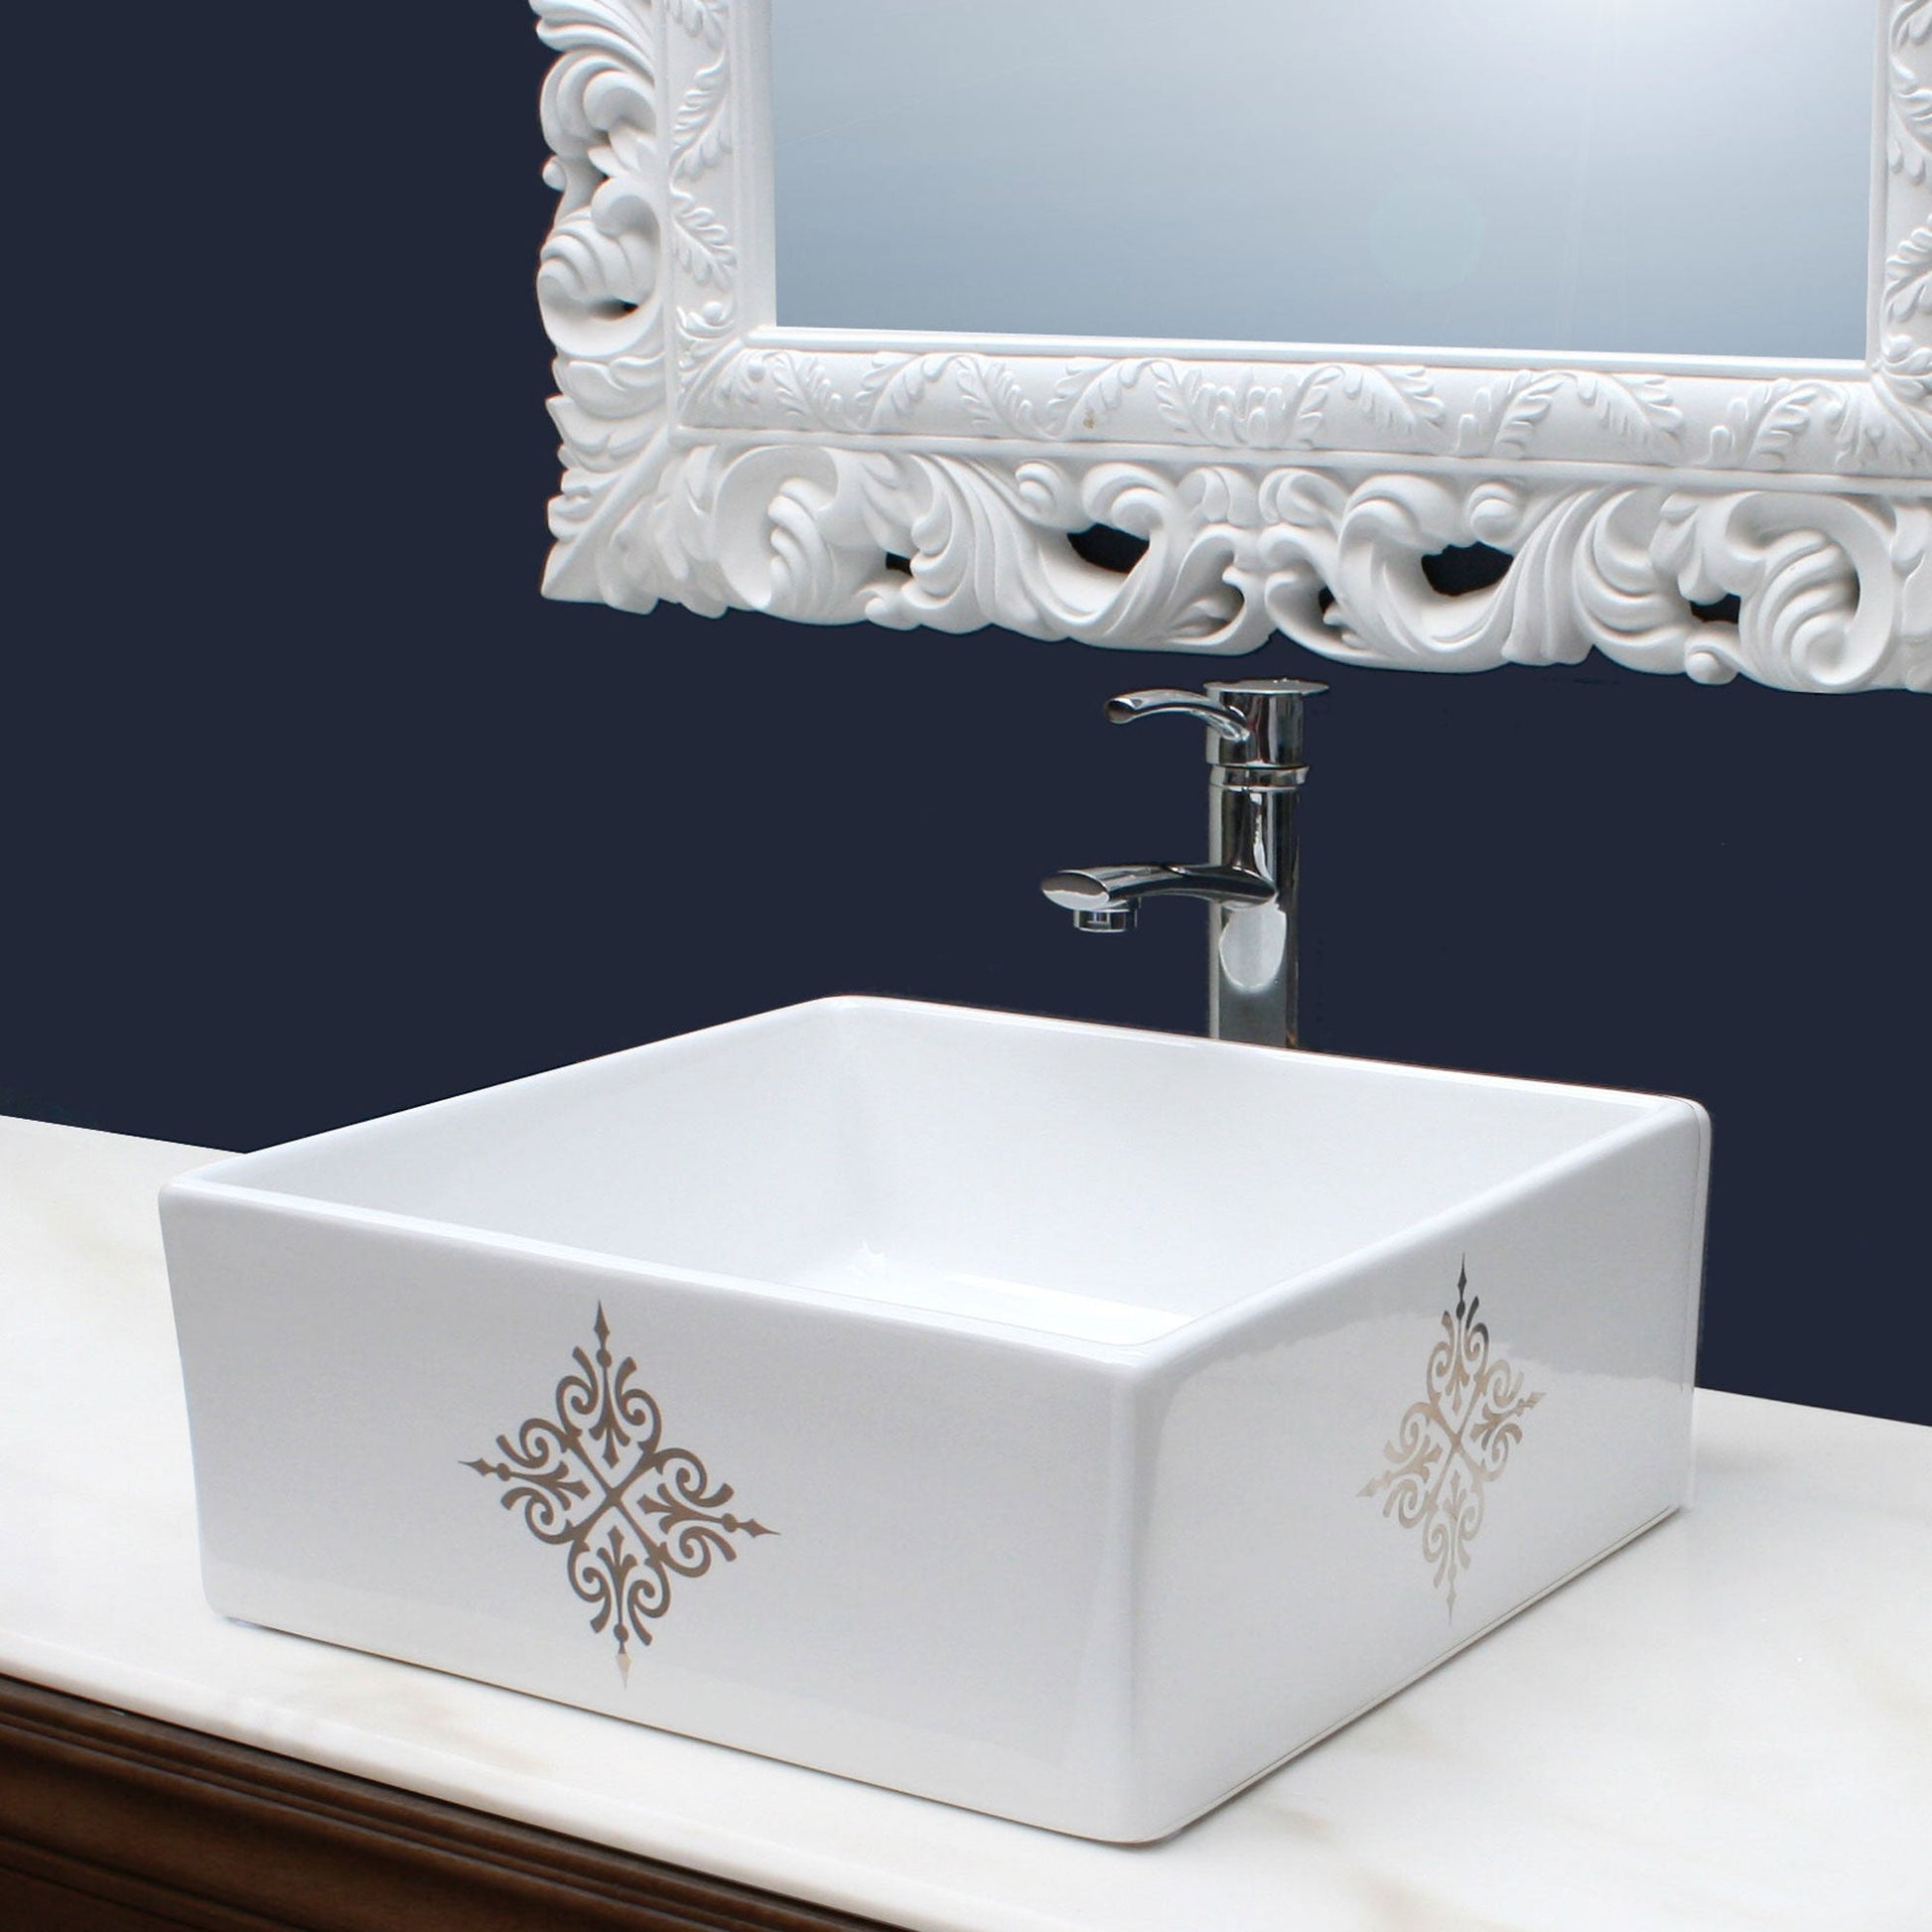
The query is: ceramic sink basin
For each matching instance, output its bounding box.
[161,997,1709,1842]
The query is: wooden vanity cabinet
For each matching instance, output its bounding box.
[0,1677,898,1932]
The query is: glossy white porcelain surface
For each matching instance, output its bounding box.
[2,1115,1926,1925]
[156,998,1707,1841]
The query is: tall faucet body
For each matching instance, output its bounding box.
[1041,679,1323,1049]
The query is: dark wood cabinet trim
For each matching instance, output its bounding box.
[0,1676,908,1932]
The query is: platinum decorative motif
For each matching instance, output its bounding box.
[468,1304,773,1680]
[1362,1263,1542,1614]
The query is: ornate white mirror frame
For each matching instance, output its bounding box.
[533,0,1932,694]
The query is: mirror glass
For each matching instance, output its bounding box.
[772,0,1874,362]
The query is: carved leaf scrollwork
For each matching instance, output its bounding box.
[663,0,728,50]
[532,0,1932,692]
[1148,360,1446,451]
[672,55,732,181]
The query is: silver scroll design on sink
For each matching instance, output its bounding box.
[466,1304,775,1681]
[1361,1262,1542,1615]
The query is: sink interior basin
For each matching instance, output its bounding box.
[222,996,1661,1348]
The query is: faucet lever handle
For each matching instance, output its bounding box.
[1105,688,1254,748]
[1109,679,1326,772]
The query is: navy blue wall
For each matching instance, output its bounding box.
[11,5,1927,1423]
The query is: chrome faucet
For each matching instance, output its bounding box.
[1042,679,1324,1048]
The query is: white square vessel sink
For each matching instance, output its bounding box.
[162,997,1708,1842]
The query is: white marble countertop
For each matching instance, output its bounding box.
[1,1114,1927,1931]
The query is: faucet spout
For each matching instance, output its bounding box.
[1040,865,1274,926]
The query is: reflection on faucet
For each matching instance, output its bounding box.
[1040,864,1274,934]
[1041,680,1323,1047]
